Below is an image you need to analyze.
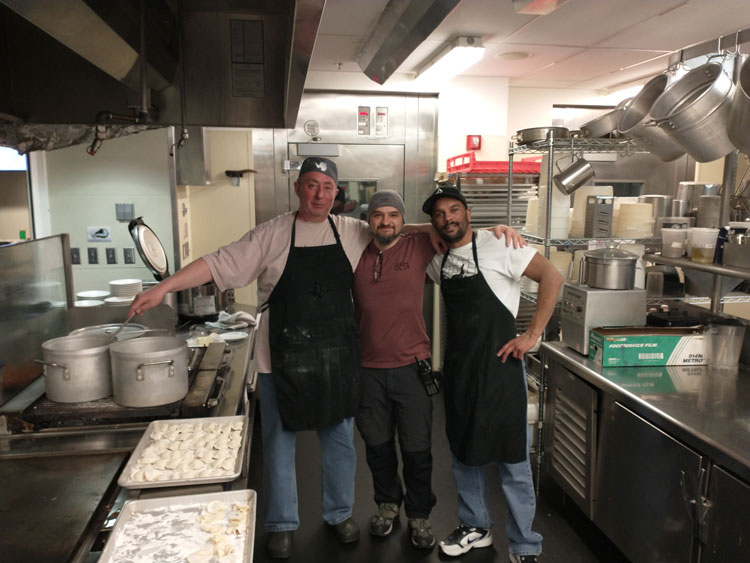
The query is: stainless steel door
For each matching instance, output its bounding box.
[701,465,750,563]
[594,399,703,563]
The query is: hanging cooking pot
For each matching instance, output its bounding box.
[580,108,624,138]
[579,247,638,290]
[618,74,687,161]
[36,334,113,402]
[128,217,232,320]
[728,55,750,154]
[110,336,189,407]
[650,62,736,162]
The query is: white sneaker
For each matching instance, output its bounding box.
[439,524,493,556]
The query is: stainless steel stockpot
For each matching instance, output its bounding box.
[728,55,750,154]
[650,62,736,162]
[38,334,113,403]
[618,74,686,162]
[110,336,188,408]
[579,247,639,290]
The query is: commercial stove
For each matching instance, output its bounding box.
[11,342,233,431]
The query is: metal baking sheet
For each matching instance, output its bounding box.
[118,415,248,489]
[98,489,256,563]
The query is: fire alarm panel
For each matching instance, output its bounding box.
[466,135,482,150]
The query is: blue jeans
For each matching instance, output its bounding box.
[450,363,543,558]
[258,372,356,531]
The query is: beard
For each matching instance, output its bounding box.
[374,229,399,246]
[438,219,469,243]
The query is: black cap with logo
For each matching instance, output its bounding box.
[422,186,468,215]
[298,157,338,184]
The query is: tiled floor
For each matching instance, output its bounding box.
[247,399,630,563]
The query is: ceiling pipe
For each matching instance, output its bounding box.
[356,0,462,85]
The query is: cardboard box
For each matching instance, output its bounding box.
[589,326,706,367]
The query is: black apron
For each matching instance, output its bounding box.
[265,215,361,431]
[440,233,527,466]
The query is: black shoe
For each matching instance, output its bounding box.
[439,524,493,556]
[509,554,539,563]
[369,502,400,537]
[266,531,293,559]
[408,518,435,549]
[331,517,360,543]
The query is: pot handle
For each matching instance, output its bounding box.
[578,255,587,285]
[136,359,175,381]
[34,359,70,380]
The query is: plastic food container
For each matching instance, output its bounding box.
[687,227,719,263]
[661,228,688,258]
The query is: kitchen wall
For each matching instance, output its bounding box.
[436,78,604,170]
[178,129,257,307]
[0,171,30,241]
[42,129,175,294]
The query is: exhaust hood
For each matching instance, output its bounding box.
[0,0,323,151]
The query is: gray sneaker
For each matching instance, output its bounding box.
[408,518,436,549]
[369,503,400,537]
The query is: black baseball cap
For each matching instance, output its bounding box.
[422,186,468,215]
[298,157,338,184]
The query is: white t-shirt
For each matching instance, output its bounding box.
[202,212,371,373]
[427,229,536,318]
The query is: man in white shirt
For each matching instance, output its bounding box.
[423,186,563,563]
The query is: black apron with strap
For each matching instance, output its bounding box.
[440,232,527,466]
[265,215,361,431]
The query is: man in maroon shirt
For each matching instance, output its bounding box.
[352,190,439,549]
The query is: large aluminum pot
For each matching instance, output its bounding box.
[650,62,736,162]
[728,55,750,154]
[579,247,638,290]
[580,108,623,138]
[38,334,112,402]
[618,74,686,161]
[110,336,188,408]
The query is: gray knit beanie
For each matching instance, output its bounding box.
[368,190,406,219]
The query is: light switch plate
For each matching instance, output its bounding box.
[87,247,98,264]
[123,248,136,264]
[106,248,117,264]
[71,247,80,264]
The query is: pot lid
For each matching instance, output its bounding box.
[128,217,170,281]
[584,247,639,262]
[69,323,148,341]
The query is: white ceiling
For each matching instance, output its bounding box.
[308,0,750,92]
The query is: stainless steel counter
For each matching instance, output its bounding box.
[541,341,750,482]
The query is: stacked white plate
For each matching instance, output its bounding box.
[109,279,143,298]
[76,290,110,299]
[104,296,135,306]
[74,299,105,307]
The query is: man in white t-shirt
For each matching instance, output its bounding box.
[422,186,563,563]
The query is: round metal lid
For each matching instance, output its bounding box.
[584,247,639,263]
[128,218,170,280]
[69,323,148,341]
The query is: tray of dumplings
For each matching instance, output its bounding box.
[98,489,256,563]
[118,415,248,489]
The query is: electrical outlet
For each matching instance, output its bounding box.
[87,247,98,264]
[123,248,136,264]
[71,247,81,264]
[106,248,117,264]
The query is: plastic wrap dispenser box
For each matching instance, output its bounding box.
[589,326,707,367]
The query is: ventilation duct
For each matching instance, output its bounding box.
[356,0,462,85]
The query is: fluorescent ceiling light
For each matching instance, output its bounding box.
[0,146,26,171]
[415,37,485,85]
